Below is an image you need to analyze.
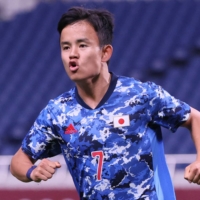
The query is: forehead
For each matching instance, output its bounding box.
[60,20,99,43]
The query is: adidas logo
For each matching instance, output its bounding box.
[65,124,77,134]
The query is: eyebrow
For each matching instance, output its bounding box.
[60,38,90,45]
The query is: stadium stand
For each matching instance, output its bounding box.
[0,0,200,156]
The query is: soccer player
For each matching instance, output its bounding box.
[10,7,200,200]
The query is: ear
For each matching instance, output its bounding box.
[101,45,113,63]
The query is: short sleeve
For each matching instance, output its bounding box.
[147,82,191,132]
[22,103,62,160]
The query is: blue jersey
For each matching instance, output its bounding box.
[22,73,190,200]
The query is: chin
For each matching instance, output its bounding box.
[67,72,97,82]
[68,74,83,82]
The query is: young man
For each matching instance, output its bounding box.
[10,7,200,200]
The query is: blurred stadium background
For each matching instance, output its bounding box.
[1,0,200,199]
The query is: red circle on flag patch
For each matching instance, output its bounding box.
[118,118,124,124]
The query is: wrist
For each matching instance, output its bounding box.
[26,165,37,181]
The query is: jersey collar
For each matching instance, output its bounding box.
[75,72,118,109]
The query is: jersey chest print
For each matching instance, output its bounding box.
[56,90,155,199]
[22,75,190,199]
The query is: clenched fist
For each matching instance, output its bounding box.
[184,160,200,185]
[30,158,61,182]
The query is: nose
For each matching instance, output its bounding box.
[69,46,79,59]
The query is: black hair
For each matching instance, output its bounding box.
[57,7,114,47]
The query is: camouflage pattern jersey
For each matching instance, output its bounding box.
[22,73,190,200]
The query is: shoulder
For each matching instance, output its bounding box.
[116,75,159,93]
[48,88,75,106]
[40,88,76,115]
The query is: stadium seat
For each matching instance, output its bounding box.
[1,0,200,155]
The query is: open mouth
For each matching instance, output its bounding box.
[69,61,79,72]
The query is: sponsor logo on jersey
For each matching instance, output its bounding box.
[113,115,130,128]
[65,124,78,134]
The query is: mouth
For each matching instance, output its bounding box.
[69,61,79,72]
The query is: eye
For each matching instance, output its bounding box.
[79,44,87,48]
[63,46,70,50]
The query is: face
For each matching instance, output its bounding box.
[60,20,104,83]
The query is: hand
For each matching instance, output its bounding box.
[30,158,61,182]
[184,160,200,185]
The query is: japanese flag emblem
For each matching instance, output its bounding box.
[113,115,130,128]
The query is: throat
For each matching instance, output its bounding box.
[81,86,109,109]
[76,79,111,109]
[75,72,112,109]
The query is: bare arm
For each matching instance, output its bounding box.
[10,147,61,182]
[10,148,35,182]
[181,107,200,184]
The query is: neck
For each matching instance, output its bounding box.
[75,67,111,109]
